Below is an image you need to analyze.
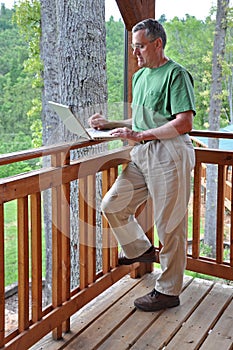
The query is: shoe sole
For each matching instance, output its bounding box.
[134,300,180,312]
[118,257,157,265]
[118,250,158,265]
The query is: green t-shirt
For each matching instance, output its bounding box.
[132,59,196,132]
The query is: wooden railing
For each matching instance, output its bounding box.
[0,131,233,349]
[188,130,233,278]
[191,132,232,211]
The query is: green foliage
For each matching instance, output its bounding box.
[27,98,42,148]
[0,2,42,164]
[106,17,125,121]
[14,0,42,87]
[222,6,233,124]
[200,241,213,256]
[0,1,41,165]
[0,3,13,30]
[185,269,220,281]
[0,132,39,178]
[4,200,18,286]
[106,17,124,102]
[4,200,46,286]
[164,15,215,129]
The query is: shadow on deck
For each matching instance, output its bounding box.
[30,270,233,350]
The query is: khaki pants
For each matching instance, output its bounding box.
[101,134,195,296]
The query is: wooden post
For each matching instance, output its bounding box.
[0,204,4,348]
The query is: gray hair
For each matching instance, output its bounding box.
[132,19,167,49]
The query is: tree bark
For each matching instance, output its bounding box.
[204,0,229,255]
[40,0,107,302]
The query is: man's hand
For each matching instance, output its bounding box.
[88,114,133,131]
[88,113,111,130]
[110,127,143,142]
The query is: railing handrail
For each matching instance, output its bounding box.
[0,139,103,166]
[0,145,132,203]
[190,129,233,139]
[1,129,233,166]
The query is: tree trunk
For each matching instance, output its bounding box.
[40,0,107,303]
[204,0,229,255]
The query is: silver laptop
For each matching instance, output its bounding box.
[48,101,117,140]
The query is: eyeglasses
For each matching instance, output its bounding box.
[131,43,145,50]
[131,38,159,51]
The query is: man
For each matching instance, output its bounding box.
[89,19,195,311]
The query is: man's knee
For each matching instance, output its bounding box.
[101,193,125,219]
[101,192,116,215]
[101,196,108,215]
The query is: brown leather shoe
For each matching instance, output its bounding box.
[134,289,180,311]
[118,246,158,265]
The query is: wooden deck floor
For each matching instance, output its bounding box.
[30,270,233,350]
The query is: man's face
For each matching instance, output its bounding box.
[131,29,159,68]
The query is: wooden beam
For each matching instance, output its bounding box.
[115,0,156,31]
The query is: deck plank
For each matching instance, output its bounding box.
[64,273,159,349]
[199,299,233,350]
[30,272,233,350]
[97,275,193,350]
[130,278,213,350]
[29,272,143,350]
[165,282,233,350]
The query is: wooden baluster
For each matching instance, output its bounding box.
[192,155,202,259]
[87,175,96,284]
[102,169,111,274]
[79,177,88,289]
[109,167,118,268]
[61,151,71,334]
[31,193,43,323]
[216,165,226,263]
[61,180,71,333]
[18,196,30,332]
[51,153,63,340]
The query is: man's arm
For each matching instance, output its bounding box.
[88,113,132,130]
[108,111,194,142]
[139,111,193,141]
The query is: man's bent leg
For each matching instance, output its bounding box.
[101,162,152,259]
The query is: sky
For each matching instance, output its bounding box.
[105,0,218,21]
[2,0,219,20]
[2,0,233,21]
